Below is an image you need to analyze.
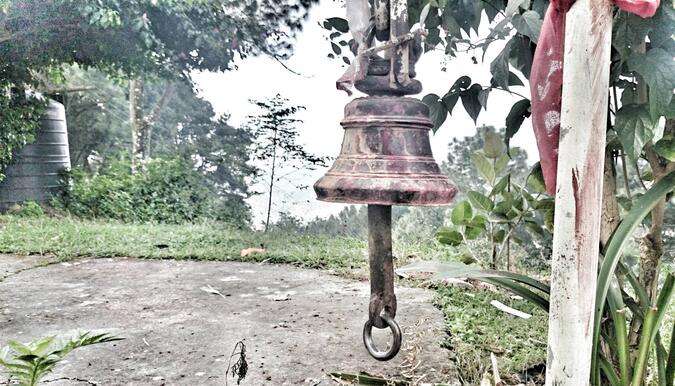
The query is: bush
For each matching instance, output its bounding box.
[54,157,250,224]
[7,201,44,218]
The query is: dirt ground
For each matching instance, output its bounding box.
[0,255,459,385]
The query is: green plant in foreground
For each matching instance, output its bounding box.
[401,170,675,386]
[0,332,121,386]
[435,129,553,272]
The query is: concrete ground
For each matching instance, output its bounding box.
[0,255,458,385]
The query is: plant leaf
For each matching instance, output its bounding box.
[325,17,349,33]
[471,151,495,184]
[614,104,660,161]
[505,99,531,151]
[451,200,472,225]
[628,48,675,119]
[512,11,542,43]
[461,84,483,123]
[592,170,675,380]
[654,136,675,161]
[483,131,506,159]
[490,41,512,90]
[467,191,494,211]
[422,93,448,133]
[435,227,463,246]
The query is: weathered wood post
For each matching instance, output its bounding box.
[545,0,613,384]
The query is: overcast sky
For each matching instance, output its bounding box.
[193,1,539,227]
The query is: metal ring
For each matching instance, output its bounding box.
[362,312,402,361]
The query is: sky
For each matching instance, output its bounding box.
[193,1,539,227]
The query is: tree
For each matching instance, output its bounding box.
[58,65,256,220]
[0,0,318,175]
[246,94,327,231]
[442,125,529,195]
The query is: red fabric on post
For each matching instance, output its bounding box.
[529,0,573,195]
[528,0,659,194]
[614,0,659,17]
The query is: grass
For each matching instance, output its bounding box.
[434,285,548,385]
[0,215,549,384]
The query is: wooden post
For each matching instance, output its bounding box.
[545,0,613,384]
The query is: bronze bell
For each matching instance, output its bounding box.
[314,0,457,362]
[314,96,457,206]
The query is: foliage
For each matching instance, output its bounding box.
[0,0,317,179]
[402,170,675,386]
[246,94,327,231]
[54,157,249,224]
[434,284,548,385]
[7,201,44,218]
[0,0,318,85]
[435,129,552,271]
[0,332,121,386]
[0,88,45,182]
[61,66,132,169]
[59,66,256,207]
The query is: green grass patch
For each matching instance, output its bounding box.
[0,215,456,275]
[434,285,548,385]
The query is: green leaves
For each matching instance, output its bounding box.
[491,41,513,90]
[451,201,473,225]
[468,191,494,211]
[505,99,531,151]
[614,104,660,161]
[628,48,675,119]
[424,76,494,128]
[323,17,349,33]
[612,11,652,59]
[471,151,496,184]
[654,136,675,161]
[483,131,507,159]
[436,227,464,246]
[592,170,675,384]
[0,332,121,386]
[422,93,448,133]
[461,84,484,123]
[512,11,542,43]
[527,162,547,193]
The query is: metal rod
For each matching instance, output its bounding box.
[367,204,396,326]
[363,204,401,360]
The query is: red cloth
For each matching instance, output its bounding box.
[614,0,660,17]
[529,0,659,195]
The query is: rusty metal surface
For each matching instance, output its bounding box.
[316,0,457,362]
[367,205,397,327]
[314,96,457,206]
[363,204,401,360]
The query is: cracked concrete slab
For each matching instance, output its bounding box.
[0,257,458,385]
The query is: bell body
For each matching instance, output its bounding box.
[314,96,457,206]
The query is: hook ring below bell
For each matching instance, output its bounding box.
[362,312,402,361]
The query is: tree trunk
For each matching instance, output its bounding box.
[129,78,144,173]
[264,129,279,232]
[143,83,174,160]
[600,150,621,247]
[638,119,674,303]
[545,0,613,384]
[129,79,174,172]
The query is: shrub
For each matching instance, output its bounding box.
[54,157,250,224]
[8,201,44,218]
